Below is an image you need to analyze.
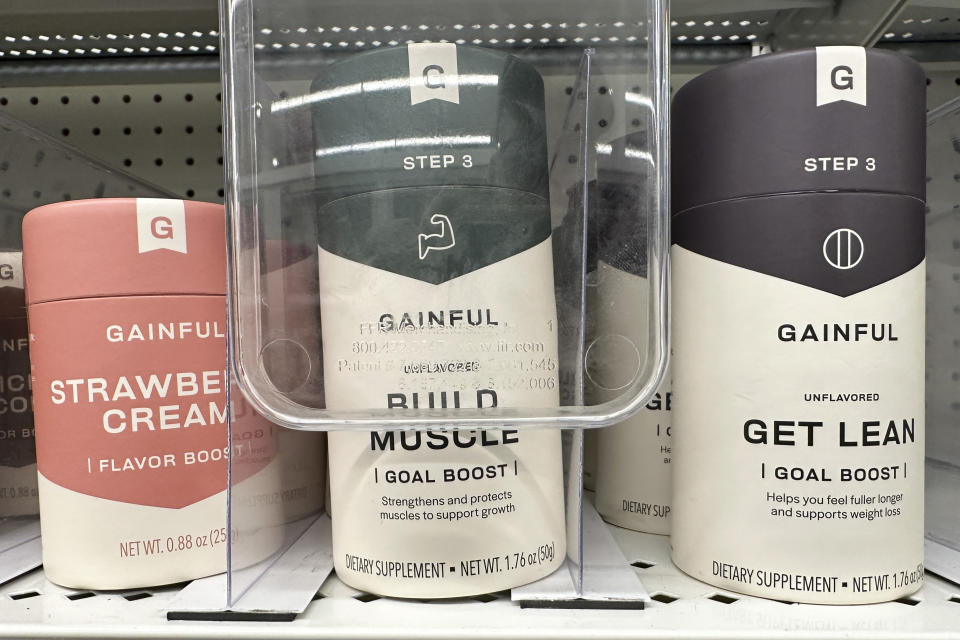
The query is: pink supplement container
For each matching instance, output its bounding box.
[23,198,277,589]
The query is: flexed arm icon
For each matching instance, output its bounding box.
[418,214,456,260]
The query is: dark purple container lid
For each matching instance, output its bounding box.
[672,47,926,214]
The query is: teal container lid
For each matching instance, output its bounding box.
[309,44,549,203]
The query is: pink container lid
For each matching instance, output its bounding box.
[23,198,225,305]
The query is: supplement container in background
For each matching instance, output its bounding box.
[23,198,281,589]
[261,234,327,524]
[0,208,37,517]
[256,79,328,526]
[583,431,598,491]
[587,133,672,535]
[671,47,925,603]
[311,44,565,598]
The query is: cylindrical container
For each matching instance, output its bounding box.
[311,43,565,598]
[588,134,672,535]
[23,198,279,589]
[261,234,327,524]
[256,82,330,524]
[0,210,38,517]
[671,47,925,603]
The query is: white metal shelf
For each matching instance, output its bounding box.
[1,519,960,639]
[0,1,958,61]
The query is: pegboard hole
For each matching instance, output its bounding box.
[122,94,131,103]
[186,157,195,166]
[123,127,132,135]
[29,96,38,105]
[10,591,41,600]
[0,97,7,106]
[185,93,194,102]
[60,95,69,104]
[154,126,163,135]
[216,91,222,102]
[896,597,920,606]
[66,592,95,601]
[598,119,608,128]
[186,189,195,198]
[217,156,224,165]
[565,86,573,95]
[650,593,678,604]
[708,594,738,604]
[598,86,608,94]
[631,118,641,127]
[61,128,70,136]
[153,94,163,103]
[185,125,195,134]
[217,188,225,198]
[950,596,960,604]
[32,190,41,199]
[631,560,655,569]
[92,127,101,136]
[217,124,223,134]
[955,77,960,86]
[154,158,164,166]
[1,189,10,198]
[123,159,132,167]
[91,95,100,104]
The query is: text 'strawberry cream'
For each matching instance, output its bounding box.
[671,48,925,603]
[310,44,565,598]
[0,241,38,517]
[586,134,672,535]
[23,198,277,589]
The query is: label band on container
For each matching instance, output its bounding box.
[816,46,867,107]
[0,252,23,290]
[408,43,460,105]
[136,198,188,254]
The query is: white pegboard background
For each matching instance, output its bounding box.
[0,83,223,203]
